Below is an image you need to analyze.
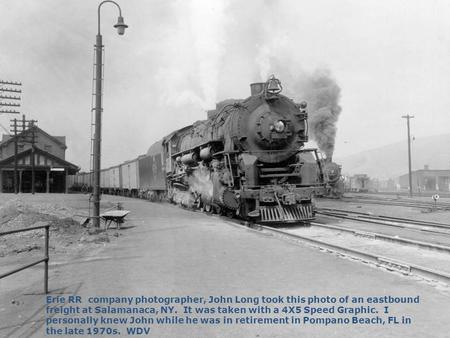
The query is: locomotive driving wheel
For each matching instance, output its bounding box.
[226,210,235,218]
[194,198,202,210]
[214,205,222,215]
[203,203,212,213]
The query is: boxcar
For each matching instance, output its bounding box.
[108,165,121,193]
[100,168,109,191]
[138,140,166,200]
[120,159,139,197]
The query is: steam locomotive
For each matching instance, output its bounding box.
[70,76,328,224]
[315,157,344,198]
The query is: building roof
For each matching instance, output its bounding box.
[0,146,79,174]
[0,125,67,149]
[413,169,450,173]
[399,169,450,179]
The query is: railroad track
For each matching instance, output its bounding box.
[337,196,450,211]
[316,207,450,235]
[199,203,450,284]
[310,221,450,253]
[251,223,450,285]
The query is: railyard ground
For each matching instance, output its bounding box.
[319,192,450,224]
[0,193,449,337]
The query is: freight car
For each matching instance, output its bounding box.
[101,165,121,195]
[120,159,139,197]
[138,140,166,200]
[71,76,327,224]
[345,174,371,192]
[70,171,92,192]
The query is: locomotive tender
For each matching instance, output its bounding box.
[70,76,327,223]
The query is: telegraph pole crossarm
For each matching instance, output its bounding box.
[1,80,22,193]
[0,110,20,114]
[0,95,21,100]
[0,80,22,86]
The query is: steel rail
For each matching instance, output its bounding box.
[257,224,450,284]
[343,194,450,205]
[338,197,450,211]
[310,222,450,253]
[198,210,450,284]
[319,207,450,227]
[316,210,450,235]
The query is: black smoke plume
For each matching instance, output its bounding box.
[297,69,342,159]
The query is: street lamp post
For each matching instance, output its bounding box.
[92,1,128,227]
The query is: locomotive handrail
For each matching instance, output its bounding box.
[0,224,50,294]
[224,153,235,188]
[171,140,223,158]
[211,150,241,156]
[260,173,302,178]
[240,149,305,153]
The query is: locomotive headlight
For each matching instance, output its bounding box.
[274,120,285,133]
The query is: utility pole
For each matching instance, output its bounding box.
[402,114,414,197]
[9,115,37,194]
[1,80,21,193]
[12,119,18,193]
[29,120,37,194]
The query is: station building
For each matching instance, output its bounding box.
[399,165,450,193]
[0,126,79,193]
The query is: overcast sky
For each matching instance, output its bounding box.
[1,0,450,171]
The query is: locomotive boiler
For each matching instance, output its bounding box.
[164,76,327,223]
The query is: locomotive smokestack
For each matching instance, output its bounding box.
[250,82,265,96]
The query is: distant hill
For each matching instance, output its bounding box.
[334,133,450,180]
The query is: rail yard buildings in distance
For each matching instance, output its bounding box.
[343,167,450,196]
[398,166,450,194]
[0,125,79,193]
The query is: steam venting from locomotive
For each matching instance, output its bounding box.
[188,167,213,202]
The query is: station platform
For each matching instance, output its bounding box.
[1,195,449,337]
